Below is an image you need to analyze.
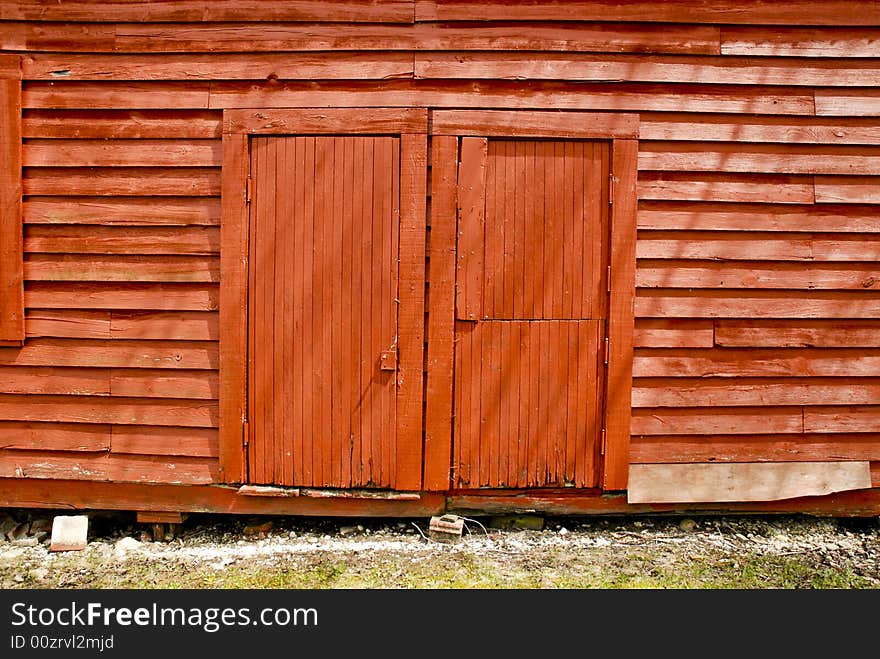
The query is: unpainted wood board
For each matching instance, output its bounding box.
[0,338,218,369]
[0,394,218,428]
[23,139,221,167]
[424,135,456,491]
[639,113,880,145]
[639,143,880,175]
[721,27,880,57]
[0,421,110,451]
[637,201,880,232]
[416,52,880,87]
[638,172,815,204]
[804,407,880,433]
[815,176,880,204]
[632,377,880,408]
[635,290,880,318]
[23,167,220,196]
[632,347,880,378]
[630,433,880,464]
[109,369,218,400]
[25,282,218,311]
[0,1,415,22]
[24,226,219,255]
[0,450,218,485]
[24,197,221,226]
[22,52,414,81]
[633,319,714,348]
[26,310,111,339]
[109,426,218,458]
[207,80,815,116]
[106,21,721,55]
[24,81,210,109]
[25,255,219,283]
[0,77,23,343]
[815,90,880,116]
[22,109,222,138]
[714,320,880,348]
[631,406,804,435]
[0,366,109,396]
[627,461,872,504]
[415,1,880,25]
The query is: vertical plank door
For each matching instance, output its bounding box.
[248,135,402,488]
[454,138,610,489]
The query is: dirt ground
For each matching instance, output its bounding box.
[1,508,878,589]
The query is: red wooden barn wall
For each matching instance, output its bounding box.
[1,0,880,494]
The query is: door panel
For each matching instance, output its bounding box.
[248,135,400,488]
[454,320,602,488]
[453,137,610,489]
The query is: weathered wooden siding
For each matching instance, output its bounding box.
[1,0,879,492]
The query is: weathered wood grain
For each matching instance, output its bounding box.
[26,310,111,339]
[22,109,222,138]
[631,406,804,435]
[0,339,218,369]
[715,320,880,347]
[635,290,880,318]
[633,319,714,348]
[721,27,880,57]
[0,422,110,451]
[24,197,220,226]
[25,255,219,283]
[25,226,219,255]
[23,139,221,167]
[23,167,220,196]
[636,261,880,290]
[110,425,218,458]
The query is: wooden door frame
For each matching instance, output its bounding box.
[426,110,639,491]
[219,108,428,487]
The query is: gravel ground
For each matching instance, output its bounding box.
[1,508,878,589]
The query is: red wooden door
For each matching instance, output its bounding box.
[453,138,611,488]
[247,135,404,488]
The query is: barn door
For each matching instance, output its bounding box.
[245,125,425,490]
[453,137,611,488]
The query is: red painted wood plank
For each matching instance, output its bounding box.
[639,143,880,175]
[0,422,109,452]
[25,225,219,255]
[432,109,639,138]
[110,426,218,458]
[633,348,880,378]
[24,197,220,226]
[110,311,218,341]
[22,109,221,138]
[721,27,880,57]
[301,137,315,486]
[632,407,804,435]
[23,167,220,196]
[637,202,880,232]
[815,90,880,117]
[24,81,210,109]
[636,233,814,261]
[90,22,721,55]
[639,113,880,145]
[638,172,815,204]
[277,137,292,485]
[415,1,880,25]
[804,407,880,433]
[209,80,815,116]
[635,290,880,318]
[0,1,415,22]
[25,255,219,283]
[109,369,218,400]
[416,52,880,87]
[637,261,880,290]
[456,137,486,320]
[25,282,218,311]
[715,320,880,348]
[603,138,638,491]
[22,52,414,81]
[424,135,457,491]
[397,131,427,490]
[630,434,880,465]
[0,394,217,428]
[815,176,880,203]
[0,366,109,396]
[0,451,218,485]
[633,319,714,348]
[0,73,23,343]
[23,138,220,167]
[632,378,880,408]
[0,339,218,369]
[26,310,111,339]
